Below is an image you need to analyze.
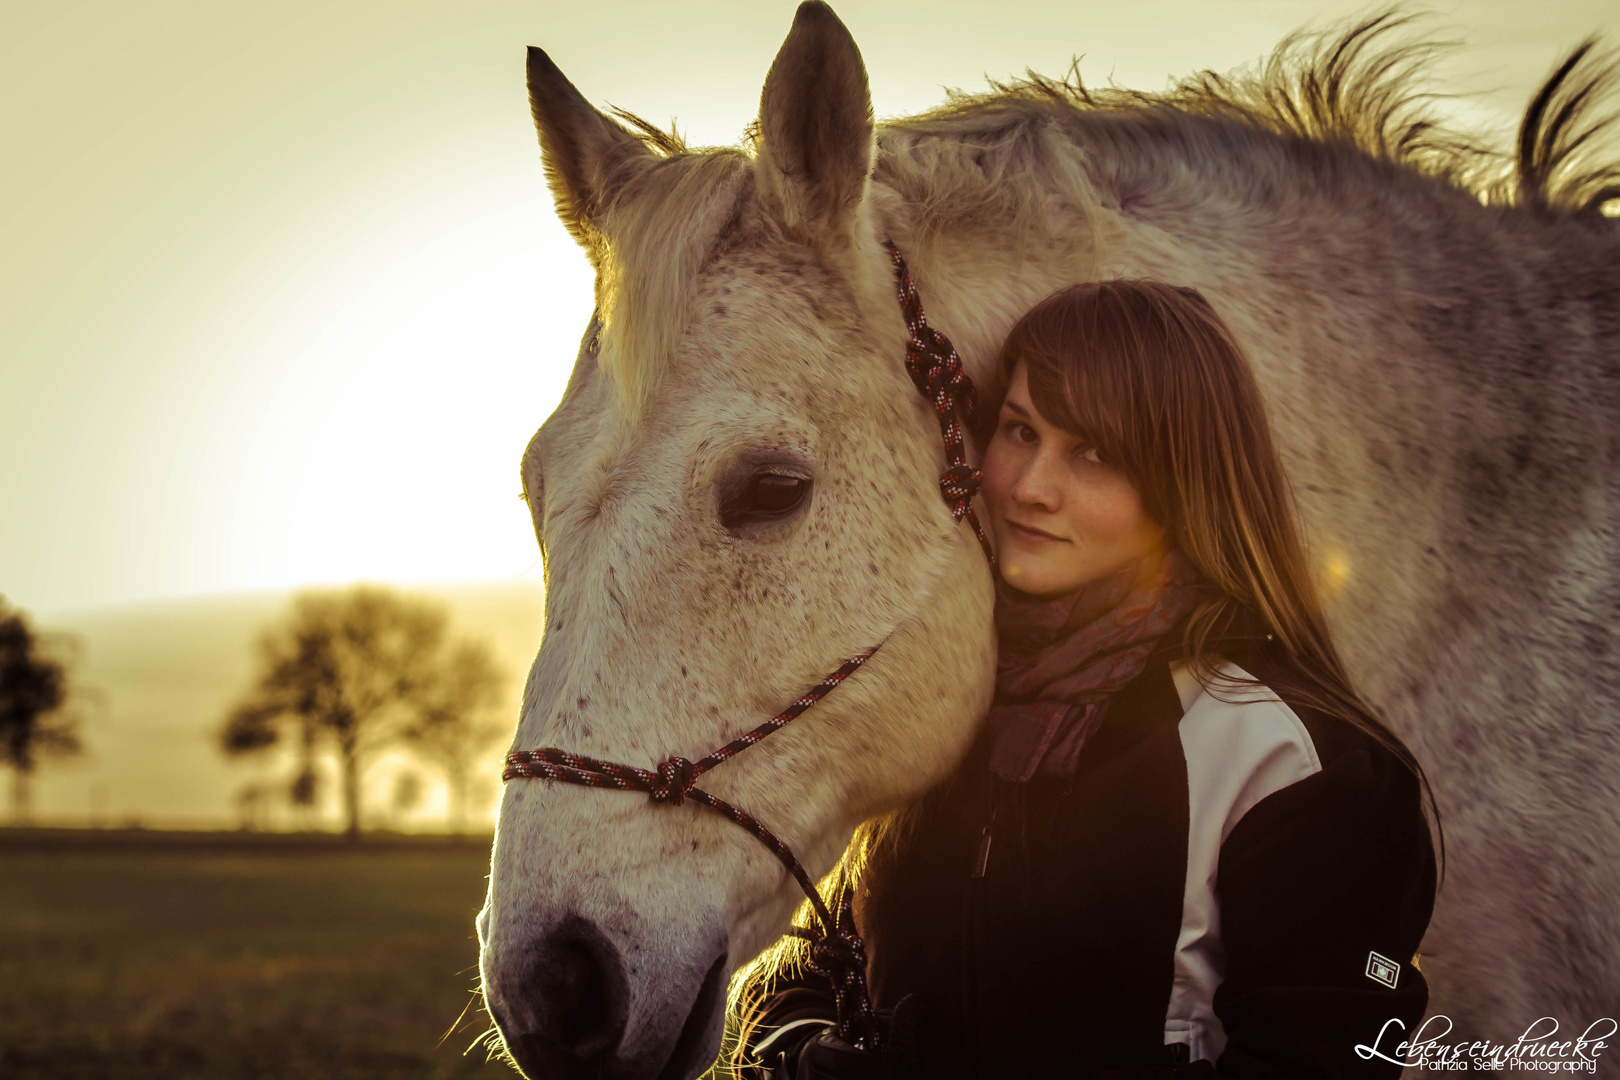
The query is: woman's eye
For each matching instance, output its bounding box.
[1075,445,1104,465]
[1002,420,1036,444]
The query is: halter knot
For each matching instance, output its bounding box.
[883,239,996,567]
[939,463,982,522]
[650,756,696,805]
[807,929,868,979]
[921,353,971,405]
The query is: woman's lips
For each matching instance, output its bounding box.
[1006,519,1066,543]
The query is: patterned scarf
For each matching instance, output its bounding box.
[987,548,1207,782]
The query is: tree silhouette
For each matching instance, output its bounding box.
[400,639,508,834]
[0,596,84,822]
[220,585,447,839]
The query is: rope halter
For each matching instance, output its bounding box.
[502,240,994,1050]
[884,240,997,564]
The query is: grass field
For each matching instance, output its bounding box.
[0,829,514,1080]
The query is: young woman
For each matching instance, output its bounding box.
[739,279,1442,1080]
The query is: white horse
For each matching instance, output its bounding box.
[478,3,1620,1076]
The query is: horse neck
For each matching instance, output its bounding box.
[882,111,1618,392]
[878,121,1619,705]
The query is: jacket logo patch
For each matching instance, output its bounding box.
[1365,950,1400,989]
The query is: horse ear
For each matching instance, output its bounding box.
[526,46,652,252]
[755,1,875,240]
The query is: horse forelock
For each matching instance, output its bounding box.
[595,150,756,419]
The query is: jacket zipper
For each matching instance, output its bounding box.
[962,779,1000,1079]
[971,819,994,878]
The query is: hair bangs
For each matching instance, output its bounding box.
[995,280,1217,532]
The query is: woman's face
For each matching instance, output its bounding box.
[981,361,1165,598]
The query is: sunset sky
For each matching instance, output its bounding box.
[5,0,1617,617]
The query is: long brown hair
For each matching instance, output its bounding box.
[730,280,1444,1064]
[986,278,1444,879]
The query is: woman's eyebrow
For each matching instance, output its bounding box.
[1004,399,1031,418]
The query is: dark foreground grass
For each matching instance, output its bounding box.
[0,829,512,1080]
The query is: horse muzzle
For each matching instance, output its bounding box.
[483,910,731,1080]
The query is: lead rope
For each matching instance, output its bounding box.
[502,240,991,1052]
[884,240,998,569]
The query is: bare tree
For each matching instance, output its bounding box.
[220,585,447,839]
[235,781,272,832]
[401,639,508,834]
[389,768,425,830]
[0,596,85,823]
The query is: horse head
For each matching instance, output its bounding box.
[478,4,995,1077]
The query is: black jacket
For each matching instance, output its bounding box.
[746,637,1437,1079]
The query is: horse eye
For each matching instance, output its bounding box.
[721,472,811,529]
[749,474,807,511]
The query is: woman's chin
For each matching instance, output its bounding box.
[998,560,1073,598]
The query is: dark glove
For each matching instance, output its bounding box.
[783,995,926,1080]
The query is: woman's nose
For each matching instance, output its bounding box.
[1010,451,1062,510]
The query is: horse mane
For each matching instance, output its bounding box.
[612,11,1620,224]
[1514,37,1620,215]
[902,11,1620,220]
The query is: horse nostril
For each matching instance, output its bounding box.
[522,914,629,1062]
